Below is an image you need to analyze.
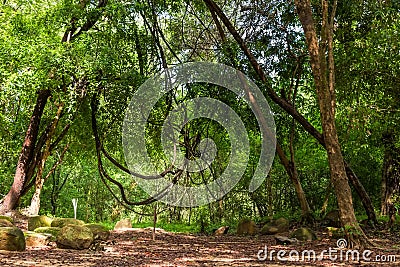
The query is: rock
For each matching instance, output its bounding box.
[114,219,132,230]
[51,218,85,228]
[34,227,61,240]
[24,231,53,247]
[261,217,289,235]
[260,216,273,225]
[214,226,230,236]
[0,227,26,251]
[289,227,317,241]
[275,235,298,245]
[28,215,53,231]
[237,219,258,235]
[56,225,94,250]
[84,224,110,241]
[261,225,278,235]
[0,219,14,227]
[0,215,14,224]
[323,210,341,227]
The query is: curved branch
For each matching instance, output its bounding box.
[91,93,183,207]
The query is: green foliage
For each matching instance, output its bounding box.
[0,0,398,233]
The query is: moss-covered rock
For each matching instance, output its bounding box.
[56,225,93,250]
[114,219,132,230]
[0,218,14,227]
[237,219,258,235]
[51,218,85,228]
[34,227,61,240]
[0,227,26,251]
[260,217,289,235]
[28,215,53,231]
[0,215,13,224]
[84,223,110,241]
[24,231,53,247]
[289,227,317,241]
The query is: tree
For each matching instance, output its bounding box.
[0,0,108,214]
[0,89,51,214]
[294,0,370,247]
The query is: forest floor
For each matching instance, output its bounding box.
[1,225,400,267]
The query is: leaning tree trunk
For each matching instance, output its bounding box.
[294,0,370,248]
[28,104,65,215]
[238,71,313,220]
[0,89,51,214]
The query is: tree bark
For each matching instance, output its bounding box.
[294,0,369,248]
[28,104,65,215]
[380,131,400,228]
[0,89,51,214]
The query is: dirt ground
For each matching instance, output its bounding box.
[0,226,399,267]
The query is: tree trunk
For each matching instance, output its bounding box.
[380,131,400,228]
[27,104,64,215]
[294,0,369,248]
[237,71,313,220]
[276,144,312,220]
[320,182,332,215]
[0,89,51,214]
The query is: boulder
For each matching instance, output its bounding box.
[56,225,94,250]
[34,227,61,240]
[275,235,298,245]
[28,215,53,231]
[260,216,273,224]
[0,219,14,227]
[214,226,230,236]
[0,227,26,251]
[237,219,258,235]
[289,227,317,241]
[114,219,132,230]
[0,215,13,224]
[24,231,53,247]
[51,218,85,228]
[84,224,110,241]
[261,217,289,235]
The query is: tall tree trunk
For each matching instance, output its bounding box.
[294,0,370,247]
[28,104,64,215]
[0,89,51,214]
[380,131,400,228]
[28,104,66,215]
